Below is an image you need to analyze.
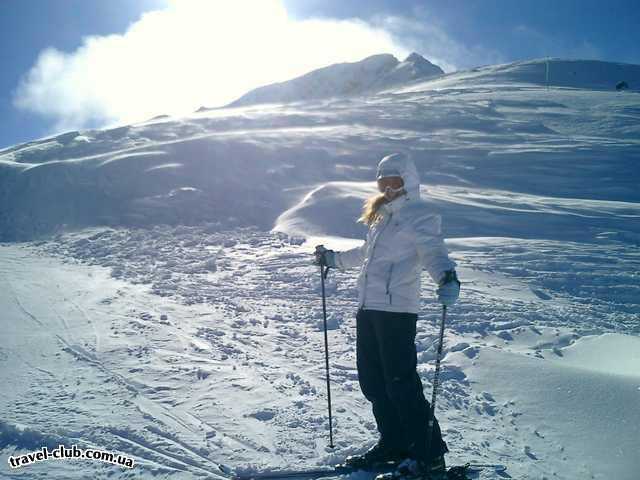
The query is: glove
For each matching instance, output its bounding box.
[436,270,460,306]
[314,244,337,268]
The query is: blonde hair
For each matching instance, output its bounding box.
[358,193,388,226]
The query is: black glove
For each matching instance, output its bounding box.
[313,245,337,267]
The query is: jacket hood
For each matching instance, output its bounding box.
[376,152,420,201]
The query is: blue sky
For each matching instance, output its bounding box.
[286,0,640,65]
[1,0,638,150]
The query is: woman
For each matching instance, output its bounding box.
[314,152,460,480]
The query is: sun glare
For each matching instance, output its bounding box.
[15,0,407,130]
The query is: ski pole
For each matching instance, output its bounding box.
[320,262,335,448]
[426,305,447,454]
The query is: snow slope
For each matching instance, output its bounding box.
[1,56,639,480]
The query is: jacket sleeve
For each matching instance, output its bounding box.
[335,241,367,270]
[412,212,456,283]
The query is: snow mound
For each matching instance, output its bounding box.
[275,182,640,243]
[274,181,372,239]
[450,335,640,480]
[553,333,640,377]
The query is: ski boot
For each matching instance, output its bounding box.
[343,441,409,470]
[374,455,447,480]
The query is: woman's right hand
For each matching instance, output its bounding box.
[314,245,337,267]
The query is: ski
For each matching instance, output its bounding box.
[447,463,508,479]
[223,462,397,480]
[374,463,507,480]
[220,462,506,480]
[466,462,507,472]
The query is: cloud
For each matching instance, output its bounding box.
[371,7,506,72]
[14,0,411,133]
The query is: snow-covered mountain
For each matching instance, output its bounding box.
[1,56,639,480]
[225,52,444,107]
[0,57,638,243]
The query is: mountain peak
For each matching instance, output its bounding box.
[405,52,426,63]
[228,53,444,107]
[402,52,443,73]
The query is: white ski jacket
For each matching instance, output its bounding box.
[335,153,456,314]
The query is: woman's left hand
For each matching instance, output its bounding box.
[437,270,460,306]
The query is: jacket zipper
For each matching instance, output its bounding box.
[362,212,393,308]
[386,263,394,304]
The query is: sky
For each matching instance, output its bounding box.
[1,0,638,150]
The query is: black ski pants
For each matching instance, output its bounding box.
[356,307,448,461]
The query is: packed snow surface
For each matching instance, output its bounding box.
[1,57,639,480]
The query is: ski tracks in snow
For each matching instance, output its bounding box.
[4,224,639,479]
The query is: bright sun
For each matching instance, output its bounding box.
[15,0,407,130]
